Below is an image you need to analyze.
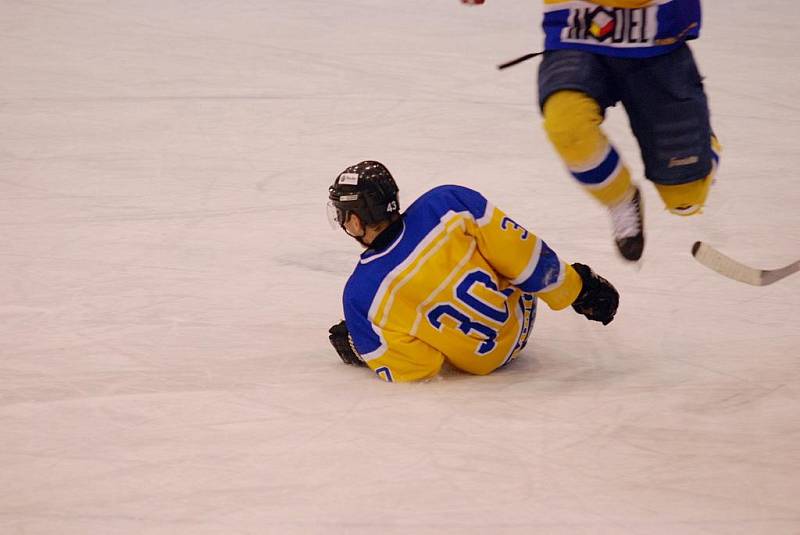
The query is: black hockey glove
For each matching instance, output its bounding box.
[570,263,619,325]
[328,320,366,367]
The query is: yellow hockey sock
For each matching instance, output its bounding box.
[543,90,632,207]
[654,176,711,215]
[654,136,721,216]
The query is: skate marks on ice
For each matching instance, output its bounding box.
[274,249,355,276]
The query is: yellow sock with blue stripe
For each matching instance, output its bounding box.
[543,90,633,207]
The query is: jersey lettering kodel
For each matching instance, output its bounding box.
[342,186,582,382]
[542,0,701,57]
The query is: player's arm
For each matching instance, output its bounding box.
[329,320,444,382]
[442,185,619,324]
[471,203,582,309]
[448,185,578,308]
[472,204,618,324]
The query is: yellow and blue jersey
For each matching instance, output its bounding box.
[342,185,583,382]
[542,0,702,58]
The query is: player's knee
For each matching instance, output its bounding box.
[542,90,605,157]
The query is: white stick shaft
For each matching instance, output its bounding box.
[691,242,800,286]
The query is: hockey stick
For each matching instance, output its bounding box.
[497,52,544,70]
[691,241,800,286]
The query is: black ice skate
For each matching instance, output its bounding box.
[609,186,644,261]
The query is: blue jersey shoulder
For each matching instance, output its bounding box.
[406,184,488,222]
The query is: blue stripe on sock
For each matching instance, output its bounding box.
[572,148,619,186]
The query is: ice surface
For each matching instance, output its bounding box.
[1,1,799,534]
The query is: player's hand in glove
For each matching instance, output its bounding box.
[461,0,485,4]
[329,320,366,367]
[570,263,619,325]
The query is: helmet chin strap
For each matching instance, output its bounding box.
[350,230,371,248]
[341,221,371,248]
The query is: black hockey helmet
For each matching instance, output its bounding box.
[327,160,400,229]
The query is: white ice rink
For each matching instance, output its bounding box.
[2,1,799,533]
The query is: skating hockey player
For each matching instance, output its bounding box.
[326,161,619,382]
[462,0,721,261]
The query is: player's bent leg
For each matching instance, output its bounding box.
[543,90,633,207]
[543,90,644,260]
[619,45,717,218]
[654,135,722,215]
